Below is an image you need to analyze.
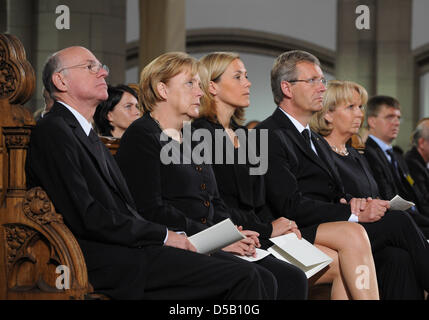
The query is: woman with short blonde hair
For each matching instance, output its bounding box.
[311,80,367,137]
[139,51,202,114]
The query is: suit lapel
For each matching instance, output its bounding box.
[272,109,334,178]
[367,137,396,184]
[54,103,119,192]
[311,132,344,187]
[349,147,379,196]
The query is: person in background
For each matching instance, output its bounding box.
[245,120,260,129]
[405,118,429,207]
[365,96,429,230]
[94,84,141,138]
[34,88,55,121]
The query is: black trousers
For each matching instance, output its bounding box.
[361,210,429,297]
[409,209,429,239]
[213,251,308,300]
[83,242,276,300]
[374,246,423,300]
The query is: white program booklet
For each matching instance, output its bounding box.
[389,195,415,211]
[235,248,271,262]
[188,218,246,254]
[267,233,333,278]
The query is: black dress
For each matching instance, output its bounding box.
[116,113,308,300]
[192,117,317,244]
[331,146,380,199]
[333,145,429,238]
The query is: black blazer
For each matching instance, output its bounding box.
[364,137,400,200]
[116,113,265,237]
[365,137,429,216]
[192,117,273,239]
[405,147,429,206]
[256,108,351,242]
[25,103,167,298]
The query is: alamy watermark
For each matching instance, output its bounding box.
[56,265,70,290]
[159,123,268,176]
[355,265,370,290]
[355,5,370,30]
[56,5,70,30]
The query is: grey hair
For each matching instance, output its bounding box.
[42,51,63,99]
[411,119,429,147]
[271,50,321,106]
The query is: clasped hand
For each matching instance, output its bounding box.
[222,226,260,257]
[340,197,390,222]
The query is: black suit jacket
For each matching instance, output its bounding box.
[25,103,167,298]
[405,147,429,206]
[364,137,400,200]
[365,137,429,217]
[256,108,351,242]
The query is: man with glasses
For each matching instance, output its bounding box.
[365,96,429,237]
[256,50,429,299]
[25,46,276,300]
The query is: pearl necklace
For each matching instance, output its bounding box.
[330,145,349,156]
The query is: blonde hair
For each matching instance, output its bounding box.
[139,52,201,113]
[199,52,245,125]
[311,80,368,136]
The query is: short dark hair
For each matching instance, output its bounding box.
[42,52,63,99]
[366,95,400,118]
[93,85,138,136]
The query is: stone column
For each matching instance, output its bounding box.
[33,0,127,112]
[336,0,414,149]
[139,0,185,69]
[4,0,36,65]
[336,0,377,96]
[375,0,414,149]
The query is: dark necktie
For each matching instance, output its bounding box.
[89,129,110,175]
[301,129,312,149]
[386,148,401,177]
[386,148,407,191]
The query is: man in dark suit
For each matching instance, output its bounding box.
[365,97,429,237]
[405,119,429,210]
[256,50,429,299]
[25,46,275,300]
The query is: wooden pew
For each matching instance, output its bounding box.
[0,33,92,300]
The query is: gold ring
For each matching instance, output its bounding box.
[288,220,292,226]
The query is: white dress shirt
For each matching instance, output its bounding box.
[278,107,358,222]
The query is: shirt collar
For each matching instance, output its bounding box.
[369,134,392,152]
[57,101,93,136]
[278,107,311,135]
